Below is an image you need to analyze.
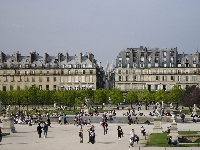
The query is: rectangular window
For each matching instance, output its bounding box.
[126,70,129,74]
[119,76,122,81]
[53,85,56,91]
[24,76,28,82]
[39,77,42,82]
[10,76,14,82]
[178,76,181,81]
[47,71,49,75]
[32,77,35,82]
[192,76,197,81]
[18,76,21,82]
[54,71,56,74]
[89,76,93,82]
[133,70,136,74]
[90,70,93,74]
[140,75,144,81]
[3,76,7,82]
[75,70,78,74]
[46,85,49,90]
[118,70,121,74]
[68,70,71,74]
[117,84,121,90]
[133,84,137,89]
[10,85,13,90]
[2,86,6,91]
[60,76,64,82]
[82,76,85,82]
[25,71,28,75]
[126,76,129,81]
[156,76,159,81]
[47,77,49,82]
[171,76,174,81]
[74,76,78,82]
[148,76,151,81]
[155,85,158,91]
[133,76,137,81]
[125,84,130,91]
[186,76,189,81]
[39,85,42,90]
[54,77,56,82]
[162,76,167,81]
[68,76,71,82]
[40,71,42,75]
[82,70,85,74]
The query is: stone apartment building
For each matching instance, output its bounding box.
[115,46,200,92]
[0,51,104,91]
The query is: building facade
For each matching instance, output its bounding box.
[115,46,200,92]
[0,51,104,91]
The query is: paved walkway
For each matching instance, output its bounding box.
[0,120,200,150]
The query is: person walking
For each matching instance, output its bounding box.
[117,126,123,140]
[63,114,68,125]
[102,121,108,135]
[37,123,43,138]
[0,127,2,145]
[130,129,135,147]
[43,122,48,138]
[58,115,62,125]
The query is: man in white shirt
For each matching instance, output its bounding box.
[129,129,135,147]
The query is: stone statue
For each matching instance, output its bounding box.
[6,105,11,118]
[193,104,197,116]
[155,102,162,117]
[170,102,174,109]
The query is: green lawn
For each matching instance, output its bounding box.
[146,131,200,147]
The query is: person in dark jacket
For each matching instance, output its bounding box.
[37,123,43,138]
[0,127,2,145]
[43,122,48,138]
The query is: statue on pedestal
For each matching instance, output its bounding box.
[6,105,11,118]
[155,102,162,118]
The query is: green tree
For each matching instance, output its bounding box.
[94,88,109,105]
[138,89,152,110]
[27,86,40,105]
[109,88,123,105]
[125,90,138,104]
[154,89,167,103]
[169,85,184,104]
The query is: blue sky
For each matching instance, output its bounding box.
[1,0,200,67]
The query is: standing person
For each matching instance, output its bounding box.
[58,115,62,125]
[130,129,135,147]
[43,122,48,138]
[79,125,83,143]
[47,116,51,127]
[0,127,2,145]
[37,123,43,138]
[117,126,123,140]
[90,129,95,144]
[102,121,108,135]
[63,114,68,125]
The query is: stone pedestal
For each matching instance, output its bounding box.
[2,117,16,134]
[153,117,163,133]
[169,122,179,141]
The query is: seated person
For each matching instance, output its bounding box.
[164,127,170,133]
[140,126,146,136]
[168,137,179,146]
[134,134,139,143]
[144,120,150,125]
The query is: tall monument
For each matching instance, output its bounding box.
[2,105,16,133]
[153,102,163,133]
[168,102,179,141]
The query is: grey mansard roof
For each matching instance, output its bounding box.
[0,51,99,69]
